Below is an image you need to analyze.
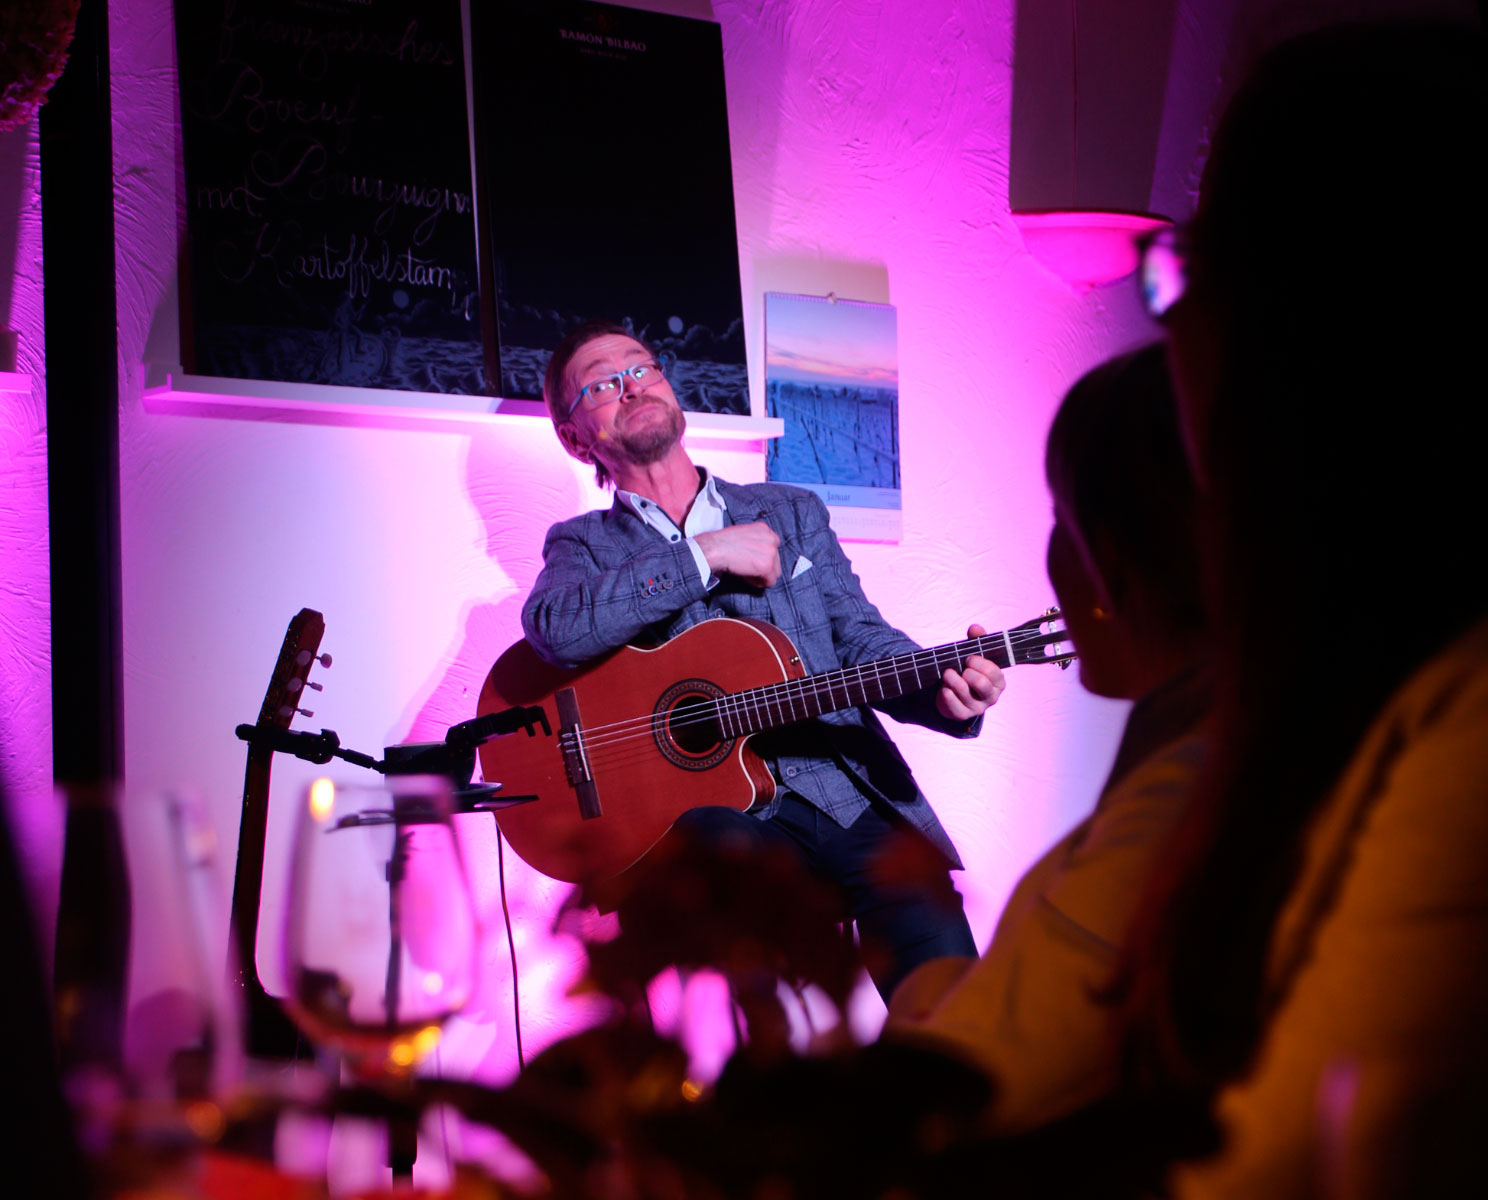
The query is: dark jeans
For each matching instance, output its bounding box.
[670,794,976,1003]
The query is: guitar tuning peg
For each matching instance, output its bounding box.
[305,681,323,692]
[317,653,332,668]
[278,705,315,719]
[287,676,304,692]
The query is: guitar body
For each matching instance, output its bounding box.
[477,618,807,884]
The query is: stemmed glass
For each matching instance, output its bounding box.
[280,775,478,1081]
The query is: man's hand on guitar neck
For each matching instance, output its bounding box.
[691,521,1004,721]
[936,624,1006,722]
[694,522,783,589]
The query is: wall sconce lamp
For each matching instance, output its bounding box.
[1008,0,1183,295]
[1011,209,1172,294]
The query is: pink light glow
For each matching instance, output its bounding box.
[1012,210,1172,294]
[0,117,58,945]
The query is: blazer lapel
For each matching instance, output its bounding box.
[717,479,765,528]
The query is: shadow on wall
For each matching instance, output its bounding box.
[390,424,615,1085]
[396,422,587,750]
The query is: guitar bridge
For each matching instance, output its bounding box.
[554,687,602,820]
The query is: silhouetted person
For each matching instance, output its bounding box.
[1121,19,1488,1198]
[886,344,1208,1134]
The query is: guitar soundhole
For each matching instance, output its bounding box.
[654,678,734,771]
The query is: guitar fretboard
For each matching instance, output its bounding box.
[716,629,1046,737]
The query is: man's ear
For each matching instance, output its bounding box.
[556,421,591,463]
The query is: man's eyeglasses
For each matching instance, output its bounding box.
[1136,226,1191,319]
[567,354,673,417]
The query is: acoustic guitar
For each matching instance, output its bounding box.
[228,608,328,1060]
[475,610,1071,885]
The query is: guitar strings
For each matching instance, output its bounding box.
[561,625,1068,758]
[550,631,1068,776]
[572,625,1065,753]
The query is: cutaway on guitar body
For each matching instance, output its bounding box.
[475,610,1071,885]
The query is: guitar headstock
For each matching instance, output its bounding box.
[1009,608,1077,669]
[255,609,329,730]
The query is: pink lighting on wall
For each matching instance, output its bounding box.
[1011,210,1171,294]
[93,2,1164,1144]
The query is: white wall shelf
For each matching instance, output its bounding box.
[141,367,784,442]
[1,371,31,396]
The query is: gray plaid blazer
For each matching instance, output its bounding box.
[521,477,977,867]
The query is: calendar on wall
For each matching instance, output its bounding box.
[765,293,902,543]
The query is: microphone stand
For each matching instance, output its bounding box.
[233,703,547,1182]
[233,701,548,813]
[383,813,414,1181]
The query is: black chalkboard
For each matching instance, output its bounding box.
[174,0,484,394]
[468,0,748,413]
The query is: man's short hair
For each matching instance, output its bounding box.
[542,319,661,490]
[542,319,657,424]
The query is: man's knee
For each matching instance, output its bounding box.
[670,804,770,852]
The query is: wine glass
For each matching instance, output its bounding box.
[280,775,478,1081]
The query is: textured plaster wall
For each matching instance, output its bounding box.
[95,0,1183,1176]
[0,116,58,948]
[724,0,1154,937]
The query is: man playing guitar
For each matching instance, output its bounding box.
[520,319,1004,1002]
